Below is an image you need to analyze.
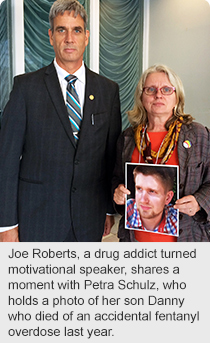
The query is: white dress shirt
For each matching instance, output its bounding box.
[54,58,86,115]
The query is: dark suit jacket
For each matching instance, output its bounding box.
[0,63,121,241]
[112,124,210,242]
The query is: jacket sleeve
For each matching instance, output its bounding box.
[112,132,125,194]
[112,128,137,216]
[193,126,210,222]
[105,83,122,214]
[0,76,26,226]
[179,123,210,223]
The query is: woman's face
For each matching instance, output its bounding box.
[142,72,177,121]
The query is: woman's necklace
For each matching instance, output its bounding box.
[136,116,183,165]
[139,125,167,164]
[138,124,147,163]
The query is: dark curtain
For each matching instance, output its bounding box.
[24,0,89,73]
[100,0,144,129]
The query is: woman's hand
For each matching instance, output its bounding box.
[174,195,200,216]
[114,184,131,205]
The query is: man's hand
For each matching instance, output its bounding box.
[103,215,115,237]
[0,226,19,242]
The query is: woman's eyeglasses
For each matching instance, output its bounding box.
[143,86,176,96]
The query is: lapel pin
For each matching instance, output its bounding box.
[89,95,94,101]
[183,140,192,149]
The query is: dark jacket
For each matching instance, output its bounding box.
[0,63,121,241]
[112,123,210,242]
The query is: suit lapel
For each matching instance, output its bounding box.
[44,64,99,150]
[44,63,76,148]
[83,67,98,115]
[78,67,99,142]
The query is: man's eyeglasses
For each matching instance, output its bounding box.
[143,86,176,96]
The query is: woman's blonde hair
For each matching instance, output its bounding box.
[128,64,193,129]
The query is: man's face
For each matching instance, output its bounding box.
[135,173,173,222]
[48,11,89,73]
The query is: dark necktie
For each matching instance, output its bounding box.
[65,75,82,142]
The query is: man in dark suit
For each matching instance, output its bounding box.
[0,0,121,242]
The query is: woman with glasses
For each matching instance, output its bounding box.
[112,64,210,242]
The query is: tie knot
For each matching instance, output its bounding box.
[65,74,77,85]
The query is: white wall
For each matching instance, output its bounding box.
[149,0,210,127]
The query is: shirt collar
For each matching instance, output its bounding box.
[53,58,85,84]
[131,201,177,235]
[132,201,166,232]
[131,202,143,228]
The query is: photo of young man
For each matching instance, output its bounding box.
[126,164,178,236]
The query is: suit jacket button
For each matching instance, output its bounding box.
[72,187,76,193]
[75,160,79,165]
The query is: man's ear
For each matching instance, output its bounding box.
[85,29,90,47]
[48,29,53,46]
[165,191,174,205]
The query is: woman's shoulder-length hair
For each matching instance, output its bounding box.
[128,64,193,129]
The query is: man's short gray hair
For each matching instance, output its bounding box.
[49,0,88,32]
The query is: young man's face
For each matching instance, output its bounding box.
[135,173,173,222]
[48,11,89,73]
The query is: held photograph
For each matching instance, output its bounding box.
[125,163,179,237]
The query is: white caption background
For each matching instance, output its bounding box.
[0,242,209,342]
